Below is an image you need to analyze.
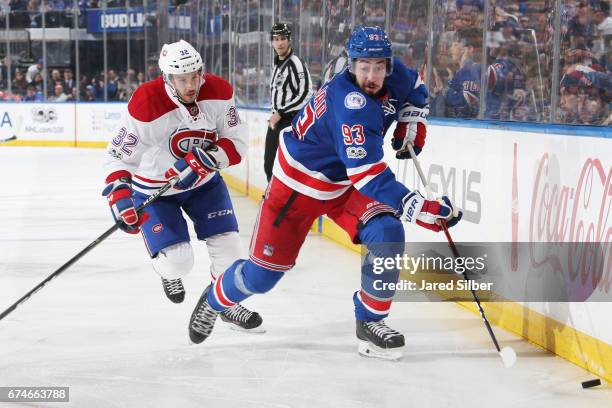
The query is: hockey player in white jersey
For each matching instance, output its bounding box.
[102,39,263,332]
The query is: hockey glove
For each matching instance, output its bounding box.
[102,170,149,234]
[164,146,220,190]
[398,190,462,232]
[392,103,428,159]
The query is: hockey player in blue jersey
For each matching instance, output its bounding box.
[179,27,462,360]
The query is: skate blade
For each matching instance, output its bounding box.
[226,323,266,334]
[358,340,402,361]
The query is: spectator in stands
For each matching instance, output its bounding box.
[125,68,136,87]
[49,69,62,95]
[30,72,43,92]
[27,0,42,28]
[106,69,119,99]
[429,63,451,117]
[23,84,43,101]
[136,71,145,86]
[49,83,70,101]
[11,70,29,96]
[558,90,581,123]
[63,68,75,94]
[592,1,612,58]
[558,64,612,124]
[594,1,612,34]
[578,96,606,123]
[485,42,529,120]
[26,59,42,83]
[445,28,482,118]
[90,75,104,99]
[78,74,88,92]
[82,84,96,101]
[566,2,596,47]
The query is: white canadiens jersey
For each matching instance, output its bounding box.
[103,74,247,196]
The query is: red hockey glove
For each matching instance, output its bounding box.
[392,103,428,159]
[398,190,462,232]
[164,146,220,190]
[102,170,149,234]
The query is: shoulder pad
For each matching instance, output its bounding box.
[128,76,176,122]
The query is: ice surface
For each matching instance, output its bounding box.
[0,147,610,407]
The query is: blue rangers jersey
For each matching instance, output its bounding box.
[445,59,481,118]
[485,58,526,120]
[272,57,428,211]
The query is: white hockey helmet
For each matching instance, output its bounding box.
[159,40,204,103]
[158,40,203,77]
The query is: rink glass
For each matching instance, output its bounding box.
[0,0,608,126]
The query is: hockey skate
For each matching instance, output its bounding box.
[220,304,265,333]
[189,285,219,344]
[161,277,185,303]
[356,320,405,361]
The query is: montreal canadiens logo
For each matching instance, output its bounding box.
[344,92,366,109]
[169,128,217,159]
[152,224,163,233]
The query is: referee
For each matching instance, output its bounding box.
[265,22,313,182]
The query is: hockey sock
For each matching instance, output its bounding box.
[208,259,284,311]
[354,216,404,320]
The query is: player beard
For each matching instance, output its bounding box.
[363,81,383,96]
[180,91,197,103]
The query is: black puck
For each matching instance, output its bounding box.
[581,379,601,389]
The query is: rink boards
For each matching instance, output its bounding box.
[1,102,610,382]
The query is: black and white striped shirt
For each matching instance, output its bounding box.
[270,50,312,116]
[321,50,348,85]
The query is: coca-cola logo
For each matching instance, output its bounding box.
[529,153,611,298]
[169,128,217,159]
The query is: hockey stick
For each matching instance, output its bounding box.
[404,144,517,368]
[0,177,179,322]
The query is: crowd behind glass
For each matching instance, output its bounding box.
[0,0,610,125]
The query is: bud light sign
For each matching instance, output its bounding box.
[87,8,146,33]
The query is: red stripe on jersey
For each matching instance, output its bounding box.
[128,74,234,123]
[215,138,242,165]
[348,162,388,185]
[277,145,347,193]
[214,274,235,308]
[359,290,392,313]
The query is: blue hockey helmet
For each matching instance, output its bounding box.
[346,26,393,76]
